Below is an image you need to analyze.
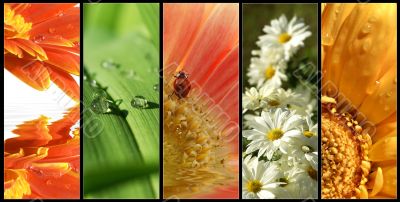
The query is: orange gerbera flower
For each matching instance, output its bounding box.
[4,3,80,101]
[321,3,396,199]
[4,106,80,199]
[163,3,239,199]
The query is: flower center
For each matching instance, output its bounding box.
[303,130,315,138]
[267,128,284,141]
[4,5,32,39]
[321,96,371,199]
[277,177,289,187]
[247,180,262,193]
[267,99,280,107]
[264,65,275,79]
[278,33,292,44]
[163,79,234,197]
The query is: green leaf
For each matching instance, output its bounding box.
[83,3,159,199]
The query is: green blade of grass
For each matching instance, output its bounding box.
[83,3,159,198]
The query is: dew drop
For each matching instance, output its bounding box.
[94,89,107,98]
[101,58,120,69]
[91,96,110,114]
[74,41,80,48]
[83,75,87,80]
[375,80,381,85]
[131,96,149,109]
[56,10,64,17]
[361,24,372,34]
[67,24,73,30]
[46,180,52,185]
[361,38,372,53]
[120,69,135,78]
[48,28,56,34]
[153,84,159,91]
[33,35,45,43]
[384,105,390,111]
[302,145,311,153]
[322,33,334,46]
[90,79,98,87]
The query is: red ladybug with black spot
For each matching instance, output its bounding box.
[172,71,191,99]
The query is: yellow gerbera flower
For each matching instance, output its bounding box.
[321,3,396,199]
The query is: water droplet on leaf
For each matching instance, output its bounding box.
[153,84,159,91]
[101,58,120,69]
[131,96,149,109]
[91,96,110,114]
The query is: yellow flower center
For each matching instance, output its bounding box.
[247,180,262,193]
[265,65,275,79]
[267,99,280,107]
[303,131,315,138]
[267,128,284,141]
[278,33,292,44]
[163,79,235,198]
[322,97,371,199]
[4,5,32,39]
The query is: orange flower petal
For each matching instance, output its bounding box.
[182,4,239,85]
[4,40,24,58]
[4,55,51,91]
[163,3,210,69]
[4,147,48,169]
[26,164,79,199]
[12,38,48,60]
[43,46,80,75]
[46,65,80,101]
[5,116,52,154]
[16,3,77,25]
[29,8,80,41]
[4,169,31,199]
[47,105,80,145]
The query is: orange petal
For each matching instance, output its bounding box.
[163,3,210,69]
[4,169,31,199]
[183,4,239,86]
[4,147,48,169]
[26,164,79,199]
[43,46,80,75]
[12,38,48,60]
[5,116,52,154]
[47,105,80,144]
[37,136,80,172]
[4,55,51,91]
[4,40,24,58]
[29,7,80,41]
[46,65,80,101]
[18,3,77,25]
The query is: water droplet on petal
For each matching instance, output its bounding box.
[101,58,120,69]
[33,35,45,43]
[56,10,64,17]
[91,96,110,114]
[361,38,372,53]
[131,96,149,109]
[322,33,334,46]
[46,180,53,185]
[67,24,73,29]
[153,84,159,91]
[48,28,56,34]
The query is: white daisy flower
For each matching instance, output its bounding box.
[257,15,311,61]
[260,88,306,110]
[247,56,287,88]
[243,108,303,159]
[281,166,318,199]
[243,87,261,112]
[289,116,318,169]
[242,156,286,199]
[251,46,285,64]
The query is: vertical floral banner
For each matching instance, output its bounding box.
[4,3,80,199]
[321,3,397,199]
[242,4,318,199]
[163,3,239,199]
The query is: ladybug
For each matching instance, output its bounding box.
[172,71,191,99]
